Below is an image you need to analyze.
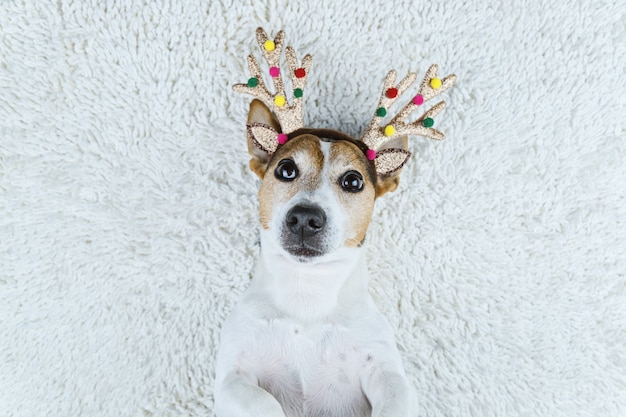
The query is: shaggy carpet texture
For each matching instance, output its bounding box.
[1,0,625,416]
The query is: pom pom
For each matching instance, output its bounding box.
[430,78,442,89]
[376,107,387,117]
[264,40,275,51]
[384,125,396,136]
[366,149,377,161]
[422,117,434,128]
[386,88,398,99]
[294,88,303,98]
[274,95,286,107]
[269,67,280,77]
[294,68,306,78]
[277,133,288,144]
[413,94,424,105]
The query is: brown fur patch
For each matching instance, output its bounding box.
[249,159,267,178]
[258,135,324,230]
[247,99,281,131]
[375,174,401,197]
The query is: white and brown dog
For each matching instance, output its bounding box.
[215,28,455,417]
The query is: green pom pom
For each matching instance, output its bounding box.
[422,117,434,128]
[247,77,259,88]
[294,88,303,98]
[376,107,387,117]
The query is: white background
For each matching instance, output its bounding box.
[1,0,625,416]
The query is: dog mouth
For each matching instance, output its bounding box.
[283,244,325,260]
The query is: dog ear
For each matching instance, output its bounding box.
[246,99,282,178]
[374,135,410,198]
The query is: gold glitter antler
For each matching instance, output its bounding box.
[360,65,456,174]
[233,28,313,135]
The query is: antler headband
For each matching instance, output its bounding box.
[234,28,457,176]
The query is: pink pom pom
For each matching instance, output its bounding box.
[366,149,377,161]
[277,133,288,144]
[413,94,424,105]
[269,67,280,77]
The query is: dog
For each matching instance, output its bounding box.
[214,28,455,417]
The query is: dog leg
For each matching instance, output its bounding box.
[215,370,286,417]
[361,367,412,417]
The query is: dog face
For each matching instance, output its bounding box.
[258,134,376,262]
[247,100,406,263]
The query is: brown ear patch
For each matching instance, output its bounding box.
[375,174,401,198]
[247,99,281,131]
[257,135,324,229]
[249,158,268,178]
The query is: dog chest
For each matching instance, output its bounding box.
[238,316,373,416]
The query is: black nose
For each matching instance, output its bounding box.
[286,205,327,237]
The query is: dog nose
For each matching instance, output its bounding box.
[286,205,327,237]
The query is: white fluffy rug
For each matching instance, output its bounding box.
[1,1,625,416]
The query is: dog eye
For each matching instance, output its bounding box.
[340,171,364,192]
[274,159,299,181]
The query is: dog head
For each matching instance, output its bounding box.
[234,28,455,264]
[247,100,406,263]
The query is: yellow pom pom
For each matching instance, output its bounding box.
[430,77,442,89]
[264,40,275,51]
[274,95,286,107]
[384,125,395,137]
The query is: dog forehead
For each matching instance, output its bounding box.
[278,133,371,173]
[327,140,369,170]
[272,134,324,169]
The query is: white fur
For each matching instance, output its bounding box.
[214,142,414,416]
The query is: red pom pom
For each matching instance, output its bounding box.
[294,68,306,78]
[386,88,398,99]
